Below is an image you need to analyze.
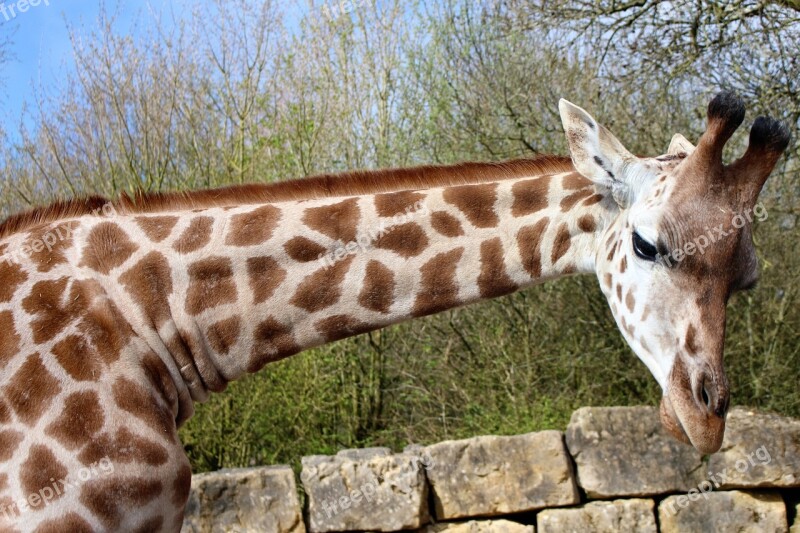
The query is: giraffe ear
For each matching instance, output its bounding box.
[559,99,641,206]
[668,133,696,156]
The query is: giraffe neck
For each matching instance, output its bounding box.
[60,167,612,419]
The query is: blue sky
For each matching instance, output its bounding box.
[0,1,182,137]
[0,0,310,135]
[0,0,323,142]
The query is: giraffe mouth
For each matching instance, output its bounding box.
[659,391,726,454]
[659,395,692,446]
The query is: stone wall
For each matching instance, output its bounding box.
[182,406,800,532]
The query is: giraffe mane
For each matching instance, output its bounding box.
[0,155,573,239]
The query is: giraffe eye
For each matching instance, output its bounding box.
[632,231,659,261]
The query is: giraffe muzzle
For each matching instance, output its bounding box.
[660,360,729,454]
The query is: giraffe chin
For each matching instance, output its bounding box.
[659,394,724,455]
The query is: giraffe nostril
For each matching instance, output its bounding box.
[695,373,728,418]
[693,373,717,415]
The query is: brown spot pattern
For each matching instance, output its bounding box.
[78,427,169,466]
[80,222,139,274]
[358,260,395,313]
[207,316,241,355]
[247,256,287,304]
[607,241,618,261]
[518,218,549,278]
[478,238,517,298]
[226,205,281,246]
[22,278,89,344]
[35,513,93,533]
[133,517,165,533]
[413,247,464,317]
[511,177,550,217]
[172,463,193,507]
[51,335,102,382]
[185,256,237,315]
[443,183,499,228]
[140,353,184,425]
[248,317,300,372]
[620,256,627,273]
[430,211,464,237]
[625,289,636,313]
[686,324,699,355]
[302,199,360,243]
[315,315,371,342]
[284,236,327,263]
[560,189,593,211]
[119,252,174,326]
[135,216,178,242]
[578,215,596,233]
[0,260,27,302]
[4,354,61,425]
[621,315,636,337]
[551,223,572,264]
[563,172,591,190]
[0,311,20,370]
[374,222,429,258]
[173,216,214,253]
[20,445,68,508]
[374,191,425,217]
[113,377,175,444]
[45,391,104,449]
[0,430,23,461]
[290,256,354,312]
[80,477,163,530]
[26,222,77,273]
[77,301,132,365]
[0,398,10,424]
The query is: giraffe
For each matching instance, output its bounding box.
[0,91,789,531]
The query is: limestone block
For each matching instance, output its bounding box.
[536,498,656,533]
[182,466,304,533]
[423,431,578,519]
[658,490,787,533]
[301,448,429,532]
[421,519,534,532]
[707,407,800,488]
[565,406,705,498]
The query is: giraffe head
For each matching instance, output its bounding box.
[559,92,790,454]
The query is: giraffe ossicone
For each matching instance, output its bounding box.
[0,92,788,530]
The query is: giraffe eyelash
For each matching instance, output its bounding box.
[632,231,659,262]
